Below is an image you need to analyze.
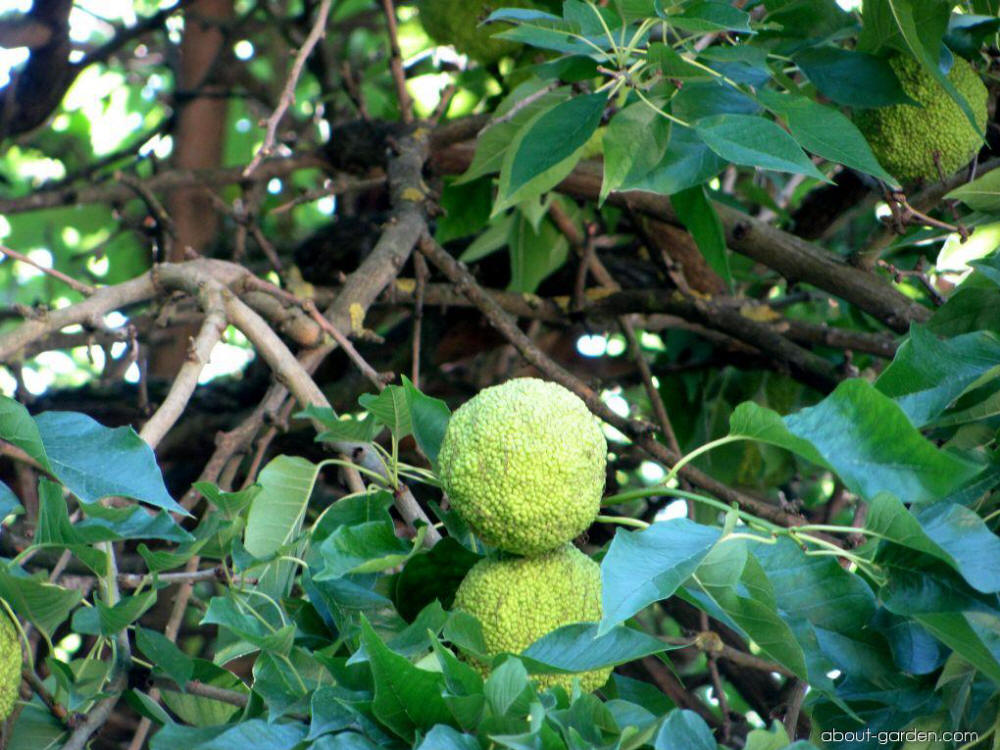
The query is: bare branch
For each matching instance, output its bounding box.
[243,0,334,177]
[0,245,95,295]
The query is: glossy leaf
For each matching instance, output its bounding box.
[694,114,828,181]
[600,519,721,634]
[867,493,1000,593]
[358,617,454,741]
[34,411,183,513]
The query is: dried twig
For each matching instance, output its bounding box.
[0,245,95,295]
[380,0,414,123]
[243,0,334,177]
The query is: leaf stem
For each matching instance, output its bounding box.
[596,514,650,529]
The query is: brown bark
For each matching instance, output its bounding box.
[167,0,233,259]
[152,0,233,377]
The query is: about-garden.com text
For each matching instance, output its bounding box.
[820,729,979,745]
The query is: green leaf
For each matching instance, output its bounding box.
[358,616,454,741]
[648,43,710,80]
[664,0,752,32]
[34,411,184,514]
[149,719,306,750]
[694,114,828,181]
[402,375,450,466]
[493,11,608,55]
[599,519,721,634]
[875,327,1000,426]
[415,726,480,750]
[737,379,983,503]
[430,637,485,730]
[312,733,381,749]
[965,249,1000,287]
[670,185,731,288]
[625,126,727,195]
[4,704,67,750]
[435,176,494,244]
[315,415,380,445]
[501,93,605,201]
[946,14,1000,58]
[880,569,1000,685]
[72,589,156,636]
[244,454,321,600]
[317,519,419,580]
[359,386,412,439]
[0,480,22,520]
[392,538,479,623]
[36,478,192,549]
[159,659,248,727]
[728,401,829,468]
[927,286,1000,336]
[0,567,81,642]
[793,48,913,108]
[194,482,260,518]
[484,658,533,718]
[698,45,771,87]
[507,212,570,293]
[688,540,809,679]
[201,595,295,654]
[0,396,52,471]
[946,168,1000,211]
[754,539,879,682]
[867,493,1000,593]
[757,90,899,186]
[600,100,672,204]
[521,623,672,675]
[460,212,514,264]
[137,627,195,687]
[459,83,570,184]
[743,724,791,750]
[653,709,717,750]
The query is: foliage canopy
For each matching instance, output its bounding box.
[1,0,1000,749]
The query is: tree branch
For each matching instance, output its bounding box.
[432,144,930,333]
[419,236,817,530]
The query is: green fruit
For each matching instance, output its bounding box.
[854,54,987,184]
[438,377,607,555]
[0,610,20,720]
[453,544,610,692]
[417,0,532,64]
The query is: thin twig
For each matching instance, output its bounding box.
[380,0,414,123]
[22,668,77,728]
[411,253,428,387]
[0,245,95,295]
[151,678,249,708]
[548,202,681,455]
[62,671,126,750]
[700,612,732,742]
[243,0,335,177]
[783,679,808,739]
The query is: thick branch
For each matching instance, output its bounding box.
[433,144,930,333]
[382,281,899,359]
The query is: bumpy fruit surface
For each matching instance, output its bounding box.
[438,377,607,555]
[0,610,20,720]
[417,0,532,64]
[453,544,611,692]
[854,54,987,183]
